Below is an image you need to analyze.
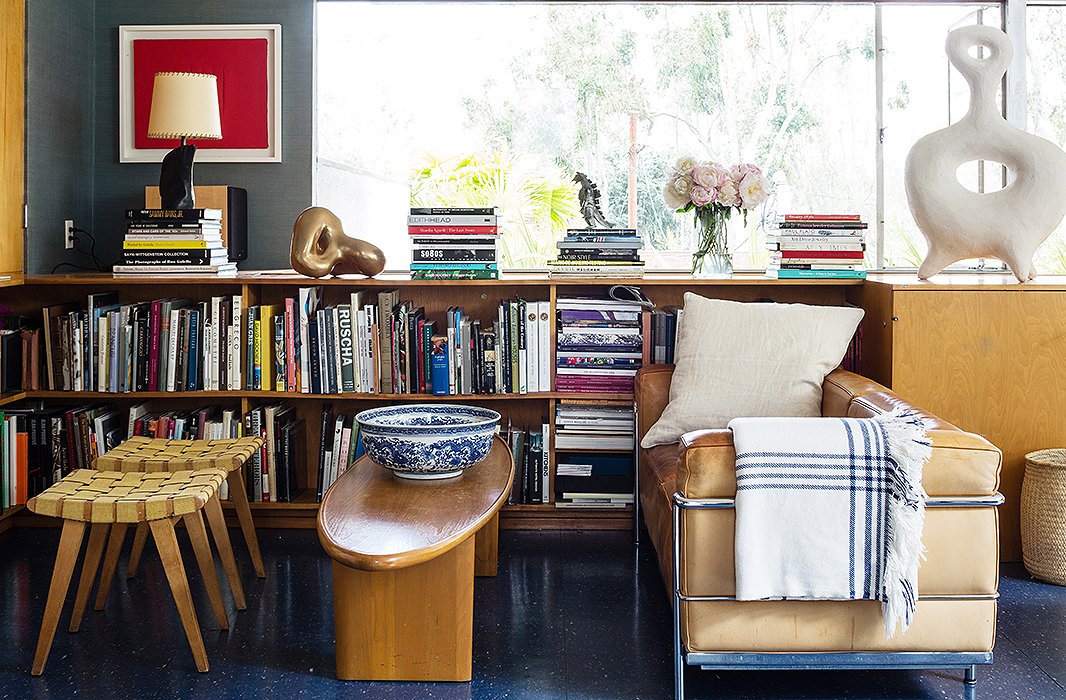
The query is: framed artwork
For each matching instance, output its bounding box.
[119,24,282,163]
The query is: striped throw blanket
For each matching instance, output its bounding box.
[727,410,932,637]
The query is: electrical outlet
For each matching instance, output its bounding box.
[64,220,75,249]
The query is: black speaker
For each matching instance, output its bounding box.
[227,187,248,261]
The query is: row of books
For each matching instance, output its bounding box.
[554,400,635,450]
[556,296,644,394]
[548,227,644,278]
[249,288,555,395]
[504,422,550,505]
[113,208,236,275]
[766,214,868,279]
[408,207,500,280]
[244,402,304,503]
[315,404,365,502]
[42,293,244,393]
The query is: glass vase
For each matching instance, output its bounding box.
[691,206,733,278]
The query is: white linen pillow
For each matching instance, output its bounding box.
[640,294,864,448]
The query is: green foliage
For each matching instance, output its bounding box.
[409,151,579,269]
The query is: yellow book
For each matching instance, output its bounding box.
[123,240,219,249]
[259,304,276,392]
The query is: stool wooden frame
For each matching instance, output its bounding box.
[28,469,229,674]
[92,437,266,615]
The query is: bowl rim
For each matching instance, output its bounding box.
[355,403,502,431]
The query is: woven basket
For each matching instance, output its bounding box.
[1021,449,1066,585]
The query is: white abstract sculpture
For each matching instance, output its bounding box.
[905,25,1066,282]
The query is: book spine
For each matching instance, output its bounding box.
[229,296,241,391]
[274,315,286,391]
[166,309,181,392]
[524,302,538,393]
[308,317,322,394]
[407,214,497,226]
[323,309,338,394]
[187,309,201,391]
[538,301,551,392]
[379,291,395,395]
[338,305,355,393]
[409,207,499,215]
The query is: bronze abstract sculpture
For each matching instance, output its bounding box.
[290,206,386,278]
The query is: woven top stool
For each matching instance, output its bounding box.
[92,436,265,615]
[27,468,229,674]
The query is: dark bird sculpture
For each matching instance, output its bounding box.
[573,172,615,229]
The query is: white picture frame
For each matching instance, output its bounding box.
[118,24,282,163]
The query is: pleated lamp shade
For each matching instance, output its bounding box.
[147,72,223,140]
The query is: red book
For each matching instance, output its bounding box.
[284,297,297,392]
[416,318,427,394]
[779,250,864,259]
[782,214,861,222]
[15,431,28,505]
[408,225,499,236]
[259,426,269,503]
[147,299,163,391]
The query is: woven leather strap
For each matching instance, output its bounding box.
[93,436,263,474]
[27,468,225,523]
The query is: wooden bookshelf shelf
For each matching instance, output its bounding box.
[0,505,25,536]
[0,391,26,407]
[0,272,865,534]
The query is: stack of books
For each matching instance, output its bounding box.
[547,228,644,278]
[556,296,643,394]
[408,207,499,280]
[503,422,550,505]
[766,214,868,279]
[554,453,634,509]
[554,400,634,508]
[114,208,235,275]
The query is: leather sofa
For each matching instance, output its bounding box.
[635,365,1003,698]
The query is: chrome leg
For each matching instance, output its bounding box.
[965,664,977,685]
[633,400,640,545]
[673,497,684,700]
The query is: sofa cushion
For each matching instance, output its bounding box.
[641,294,863,447]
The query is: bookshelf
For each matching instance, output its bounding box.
[0,272,862,532]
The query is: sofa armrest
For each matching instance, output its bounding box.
[636,365,675,445]
[676,426,1001,499]
[677,429,736,499]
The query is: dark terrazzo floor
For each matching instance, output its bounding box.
[0,527,1063,699]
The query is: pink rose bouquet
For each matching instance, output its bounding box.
[663,157,772,276]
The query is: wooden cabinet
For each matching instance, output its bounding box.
[1,0,24,274]
[852,275,1066,561]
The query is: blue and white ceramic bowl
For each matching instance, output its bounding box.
[355,404,501,479]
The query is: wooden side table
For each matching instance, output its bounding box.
[317,436,513,682]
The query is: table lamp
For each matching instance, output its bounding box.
[147,71,223,209]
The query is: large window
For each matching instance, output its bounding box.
[316,2,1055,272]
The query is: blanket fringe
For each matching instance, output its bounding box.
[877,409,933,638]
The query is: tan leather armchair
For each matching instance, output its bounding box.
[635,366,1003,699]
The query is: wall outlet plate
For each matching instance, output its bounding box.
[64,220,75,249]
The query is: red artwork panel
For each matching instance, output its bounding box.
[133,38,269,150]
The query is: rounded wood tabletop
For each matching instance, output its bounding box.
[317,436,514,571]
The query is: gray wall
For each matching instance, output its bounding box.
[25,0,315,273]
[25,0,97,274]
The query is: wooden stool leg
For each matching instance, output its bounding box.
[69,522,109,633]
[32,520,86,675]
[126,522,149,578]
[228,470,265,578]
[182,510,229,631]
[203,495,246,610]
[94,523,128,611]
[150,517,209,673]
